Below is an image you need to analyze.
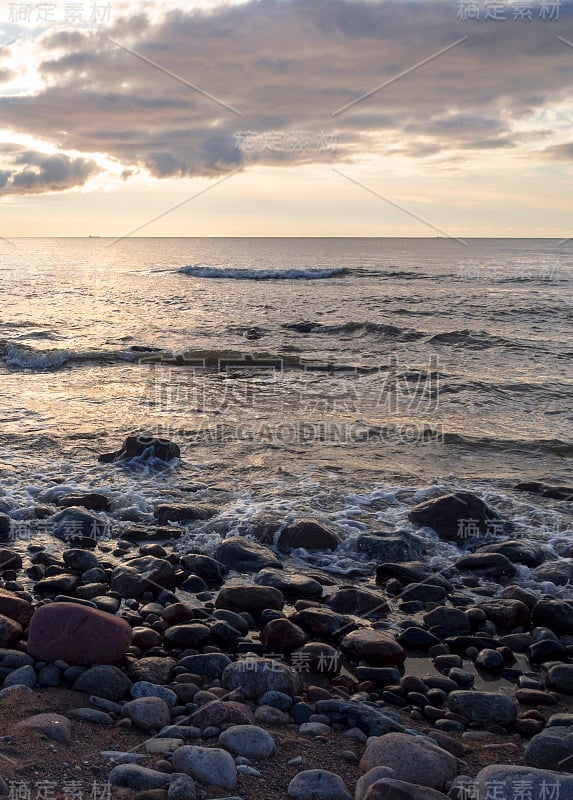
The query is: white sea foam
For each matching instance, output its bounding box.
[178,265,349,280]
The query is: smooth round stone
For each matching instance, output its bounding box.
[68,708,114,725]
[219,725,276,758]
[258,690,293,710]
[109,765,171,790]
[288,769,351,799]
[73,665,132,700]
[3,665,37,689]
[167,774,196,800]
[37,665,61,687]
[16,713,72,743]
[131,681,178,708]
[475,649,505,672]
[122,697,171,731]
[171,745,237,791]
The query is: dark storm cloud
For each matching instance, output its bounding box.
[0,149,100,193]
[0,0,572,193]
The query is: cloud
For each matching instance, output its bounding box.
[0,149,100,193]
[0,0,572,193]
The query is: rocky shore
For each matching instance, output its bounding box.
[0,438,571,800]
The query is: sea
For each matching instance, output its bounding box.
[0,237,571,591]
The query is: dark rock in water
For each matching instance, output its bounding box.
[400,583,447,603]
[222,658,301,699]
[341,629,405,666]
[215,585,284,618]
[154,503,216,524]
[50,507,109,542]
[98,435,180,464]
[546,664,573,694]
[448,690,517,727]
[244,326,264,340]
[56,492,110,512]
[276,519,339,551]
[254,568,323,599]
[0,615,23,647]
[477,540,550,568]
[515,482,573,501]
[0,514,11,542]
[478,599,531,630]
[27,601,132,665]
[475,648,505,672]
[291,642,341,674]
[453,552,517,580]
[326,587,389,618]
[111,556,176,598]
[290,607,356,641]
[502,584,539,609]
[357,532,425,563]
[284,321,320,333]
[73,665,132,700]
[408,491,505,543]
[397,627,440,650]
[375,562,452,590]
[122,526,185,543]
[533,561,573,586]
[182,554,228,584]
[525,727,573,771]
[532,599,573,635]
[63,548,100,572]
[215,538,282,572]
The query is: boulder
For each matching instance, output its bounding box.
[546,665,573,694]
[99,435,180,464]
[155,504,216,524]
[27,602,132,665]
[122,697,171,731]
[0,588,34,626]
[171,745,236,790]
[532,599,573,635]
[72,665,132,700]
[408,491,504,542]
[261,618,308,652]
[514,482,573,501]
[277,519,339,551]
[475,765,573,800]
[289,607,356,641]
[356,533,425,562]
[326,588,389,618]
[365,779,449,800]
[0,614,22,647]
[16,713,71,743]
[255,568,323,599]
[288,769,351,799]
[215,585,284,618]
[49,507,109,542]
[222,658,301,699]
[525,728,573,773]
[448,691,517,728]
[111,556,176,598]
[453,552,517,580]
[215,537,282,572]
[359,733,457,789]
[219,724,276,758]
[478,540,549,567]
[340,630,405,666]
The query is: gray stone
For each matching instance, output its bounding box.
[355,768,395,800]
[222,658,300,699]
[287,769,351,799]
[178,654,231,679]
[131,681,178,707]
[122,697,171,731]
[111,556,176,598]
[359,733,457,789]
[215,538,282,572]
[172,745,237,790]
[69,708,114,725]
[525,728,573,772]
[315,700,403,737]
[16,713,72,743]
[168,774,196,800]
[3,665,36,689]
[73,665,132,700]
[475,765,573,800]
[109,765,171,790]
[219,725,276,758]
[258,690,292,710]
[448,691,517,728]
[546,665,573,694]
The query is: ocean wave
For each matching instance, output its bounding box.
[428,329,529,350]
[0,342,152,371]
[178,265,350,280]
[283,320,424,341]
[443,431,573,456]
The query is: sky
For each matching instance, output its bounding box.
[0,0,572,237]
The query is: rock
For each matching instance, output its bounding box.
[50,507,109,542]
[478,540,549,567]
[215,538,282,572]
[16,713,71,743]
[315,699,403,737]
[453,553,517,580]
[172,745,237,790]
[34,573,79,595]
[215,585,284,618]
[355,768,395,800]
[290,608,356,641]
[534,561,573,585]
[219,725,276,758]
[277,519,339,552]
[131,681,178,707]
[300,722,331,737]
[164,624,211,649]
[145,739,184,755]
[359,733,457,789]
[287,769,352,799]
[0,587,34,626]
[475,649,504,672]
[546,665,573,694]
[27,601,132,666]
[0,614,22,647]
[326,588,389,618]
[179,654,231,679]
[122,697,172,730]
[340,630,405,666]
[423,607,470,634]
[261,619,308,652]
[396,627,440,650]
[190,700,255,729]
[532,599,573,635]
[255,569,323,599]
[448,691,517,727]
[3,664,37,689]
[400,583,447,603]
[57,493,110,512]
[0,549,22,572]
[68,708,114,725]
[99,435,180,464]
[73,665,132,700]
[222,658,300,699]
[291,642,341,674]
[155,504,215,524]
[375,562,452,590]
[168,774,196,800]
[182,554,228,584]
[127,657,177,685]
[38,664,61,687]
[63,548,101,571]
[258,690,292,710]
[478,766,573,800]
[111,556,176,598]
[514,482,573,501]
[109,765,171,790]
[408,491,504,542]
[365,778,449,800]
[356,533,425,562]
[478,599,531,630]
[525,729,573,772]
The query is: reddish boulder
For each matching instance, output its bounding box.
[0,588,33,626]
[27,602,132,666]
